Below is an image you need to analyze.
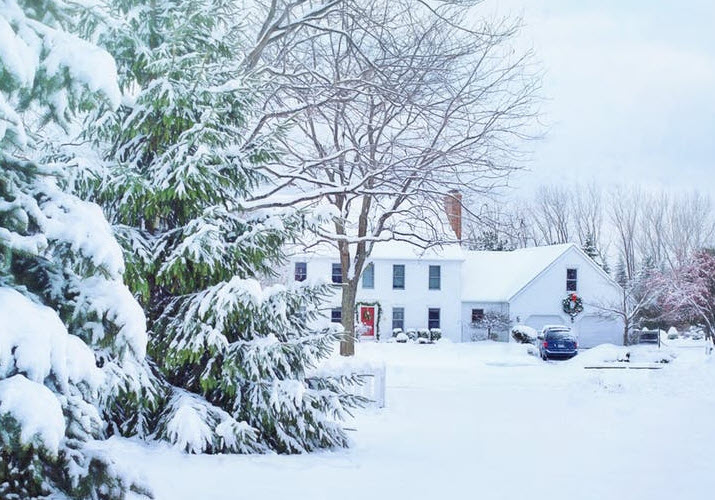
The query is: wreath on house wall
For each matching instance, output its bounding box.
[355,301,382,341]
[562,293,584,322]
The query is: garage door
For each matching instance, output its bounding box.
[576,315,623,348]
[523,315,567,334]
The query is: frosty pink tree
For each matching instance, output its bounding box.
[652,249,715,354]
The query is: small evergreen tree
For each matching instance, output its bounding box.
[582,232,609,273]
[1,1,157,497]
[582,234,599,260]
[469,230,512,251]
[614,257,628,287]
[79,0,361,454]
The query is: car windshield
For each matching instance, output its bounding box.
[545,331,572,340]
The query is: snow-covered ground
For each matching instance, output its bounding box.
[107,341,715,500]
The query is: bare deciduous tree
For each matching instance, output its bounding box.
[589,278,657,346]
[573,182,604,248]
[257,0,539,355]
[470,311,511,341]
[530,185,572,245]
[664,192,715,269]
[609,186,641,281]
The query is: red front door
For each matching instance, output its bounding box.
[360,306,376,337]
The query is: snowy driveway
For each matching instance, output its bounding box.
[111,342,715,500]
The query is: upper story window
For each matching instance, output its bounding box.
[428,308,441,329]
[428,265,441,290]
[566,268,578,291]
[331,307,342,323]
[471,308,484,323]
[392,307,405,330]
[294,262,307,282]
[362,263,375,289]
[393,264,405,290]
[332,263,342,284]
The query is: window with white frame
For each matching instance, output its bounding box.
[294,262,307,281]
[393,264,405,289]
[566,268,578,292]
[332,263,342,284]
[392,307,405,330]
[428,308,440,329]
[428,265,441,290]
[362,263,375,289]
[471,308,484,323]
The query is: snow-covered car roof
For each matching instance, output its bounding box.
[542,324,571,332]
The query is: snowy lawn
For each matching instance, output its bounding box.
[108,341,715,500]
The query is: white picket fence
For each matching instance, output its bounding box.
[349,364,386,408]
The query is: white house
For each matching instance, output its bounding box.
[289,242,625,348]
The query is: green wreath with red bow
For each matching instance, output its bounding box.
[562,293,584,321]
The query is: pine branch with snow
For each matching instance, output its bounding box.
[1,1,160,497]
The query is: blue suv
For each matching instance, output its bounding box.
[538,326,578,360]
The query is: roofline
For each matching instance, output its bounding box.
[290,252,465,262]
[508,243,622,302]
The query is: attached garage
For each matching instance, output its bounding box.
[576,315,623,348]
[523,314,567,334]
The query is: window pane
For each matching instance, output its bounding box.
[362,263,374,289]
[294,262,307,282]
[471,308,484,323]
[392,307,405,330]
[331,307,342,323]
[428,308,440,329]
[393,264,405,289]
[428,265,441,290]
[566,268,577,291]
[332,263,342,284]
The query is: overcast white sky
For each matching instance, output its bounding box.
[482,0,715,196]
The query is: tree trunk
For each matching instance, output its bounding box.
[339,279,358,356]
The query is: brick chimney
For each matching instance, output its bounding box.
[444,189,462,242]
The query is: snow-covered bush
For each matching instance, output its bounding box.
[395,332,409,343]
[511,325,538,344]
[471,312,511,342]
[405,329,418,341]
[392,328,404,337]
[430,328,442,342]
[667,327,679,340]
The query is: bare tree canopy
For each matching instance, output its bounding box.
[247,0,540,355]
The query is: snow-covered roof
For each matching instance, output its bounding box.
[291,240,465,262]
[370,241,464,261]
[461,243,575,302]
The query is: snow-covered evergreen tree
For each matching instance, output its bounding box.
[614,257,628,286]
[0,1,158,497]
[470,230,512,251]
[79,0,361,454]
[582,232,609,273]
